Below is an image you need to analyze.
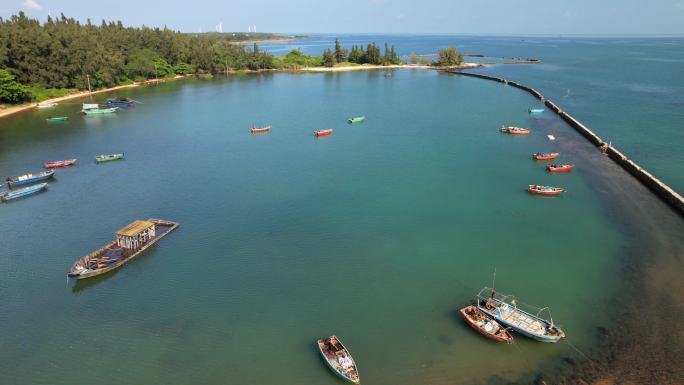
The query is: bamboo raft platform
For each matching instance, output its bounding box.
[68,219,179,280]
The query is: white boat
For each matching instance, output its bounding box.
[36,102,57,109]
[547,135,556,141]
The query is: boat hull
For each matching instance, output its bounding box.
[250,125,271,133]
[532,153,560,161]
[82,107,119,115]
[460,306,513,344]
[106,99,134,107]
[47,117,68,122]
[528,185,565,196]
[348,116,365,124]
[316,337,360,384]
[44,159,77,168]
[477,295,564,343]
[529,109,544,114]
[546,164,575,173]
[1,183,48,201]
[7,170,54,187]
[314,129,333,137]
[95,154,124,163]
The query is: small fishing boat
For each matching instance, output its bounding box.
[95,153,124,163]
[528,108,545,114]
[250,125,271,133]
[460,305,514,344]
[82,107,119,115]
[547,135,556,141]
[36,102,57,109]
[348,116,366,124]
[44,159,77,168]
[546,164,575,173]
[46,116,68,122]
[476,287,566,343]
[106,98,135,107]
[6,170,55,187]
[528,185,565,196]
[68,219,179,279]
[499,126,530,135]
[1,183,47,202]
[314,129,333,137]
[532,152,560,161]
[316,336,360,384]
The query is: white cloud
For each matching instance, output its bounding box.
[22,0,42,11]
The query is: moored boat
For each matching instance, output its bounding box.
[348,116,366,124]
[82,107,119,115]
[250,125,271,133]
[95,153,124,163]
[1,183,48,202]
[44,159,77,168]
[68,219,179,279]
[547,135,556,141]
[316,336,360,384]
[6,170,55,187]
[546,164,575,173]
[460,305,514,344]
[528,108,545,114]
[106,98,135,107]
[528,185,565,196]
[499,126,530,135]
[36,102,57,109]
[46,116,68,122]
[476,287,565,343]
[314,129,333,137]
[532,152,560,161]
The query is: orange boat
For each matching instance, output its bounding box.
[250,125,271,133]
[314,129,333,137]
[499,126,530,135]
[532,152,560,161]
[528,185,565,196]
[546,164,575,172]
[460,305,514,344]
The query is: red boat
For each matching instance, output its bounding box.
[314,129,333,137]
[44,159,77,168]
[532,152,560,161]
[528,185,565,196]
[499,126,530,135]
[460,305,514,344]
[546,164,575,172]
[250,125,271,133]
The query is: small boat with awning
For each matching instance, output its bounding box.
[95,153,124,163]
[316,336,360,384]
[314,129,333,137]
[528,108,545,114]
[6,170,55,187]
[36,102,57,109]
[460,305,514,344]
[82,107,119,115]
[528,185,565,196]
[499,126,530,135]
[46,116,68,122]
[250,125,271,133]
[532,152,560,161]
[348,116,366,124]
[476,287,565,343]
[106,98,135,107]
[546,164,575,173]
[1,183,48,202]
[44,159,77,168]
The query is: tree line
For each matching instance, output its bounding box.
[321,38,402,67]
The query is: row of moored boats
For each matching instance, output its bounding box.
[38,98,136,122]
[249,116,366,137]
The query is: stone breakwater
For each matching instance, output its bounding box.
[448,70,684,215]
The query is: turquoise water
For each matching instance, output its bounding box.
[0,71,629,384]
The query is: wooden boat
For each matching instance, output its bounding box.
[532,152,560,161]
[250,125,271,133]
[459,305,514,344]
[6,170,55,187]
[82,107,119,115]
[316,336,360,384]
[348,116,366,124]
[68,219,179,280]
[476,287,565,343]
[95,153,124,163]
[314,129,333,137]
[546,164,575,173]
[44,159,77,168]
[36,102,57,109]
[46,116,68,122]
[106,98,135,107]
[528,185,565,196]
[528,108,545,114]
[499,126,530,135]
[1,183,47,202]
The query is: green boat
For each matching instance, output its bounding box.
[82,107,119,115]
[347,116,366,124]
[95,153,124,163]
[46,116,68,122]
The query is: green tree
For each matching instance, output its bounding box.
[0,68,31,103]
[365,43,381,65]
[436,47,463,67]
[322,49,335,67]
[333,38,347,63]
[347,45,366,64]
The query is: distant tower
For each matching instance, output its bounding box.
[253,25,257,33]
[216,22,223,33]
[248,25,251,33]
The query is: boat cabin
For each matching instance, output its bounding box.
[116,220,156,250]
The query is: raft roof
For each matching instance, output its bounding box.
[116,220,154,237]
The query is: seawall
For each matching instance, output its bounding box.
[448,70,684,215]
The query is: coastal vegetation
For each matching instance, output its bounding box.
[435,47,464,67]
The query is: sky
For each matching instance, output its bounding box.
[2,0,684,35]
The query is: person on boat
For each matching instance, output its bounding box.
[328,336,339,351]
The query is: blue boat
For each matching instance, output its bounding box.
[106,98,135,107]
[6,170,54,188]
[1,183,48,202]
[528,108,545,114]
[476,287,565,343]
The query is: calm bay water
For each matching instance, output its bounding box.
[0,37,682,385]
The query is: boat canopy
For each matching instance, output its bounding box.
[82,103,99,110]
[116,220,155,237]
[475,286,558,326]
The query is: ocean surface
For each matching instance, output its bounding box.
[0,36,682,385]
